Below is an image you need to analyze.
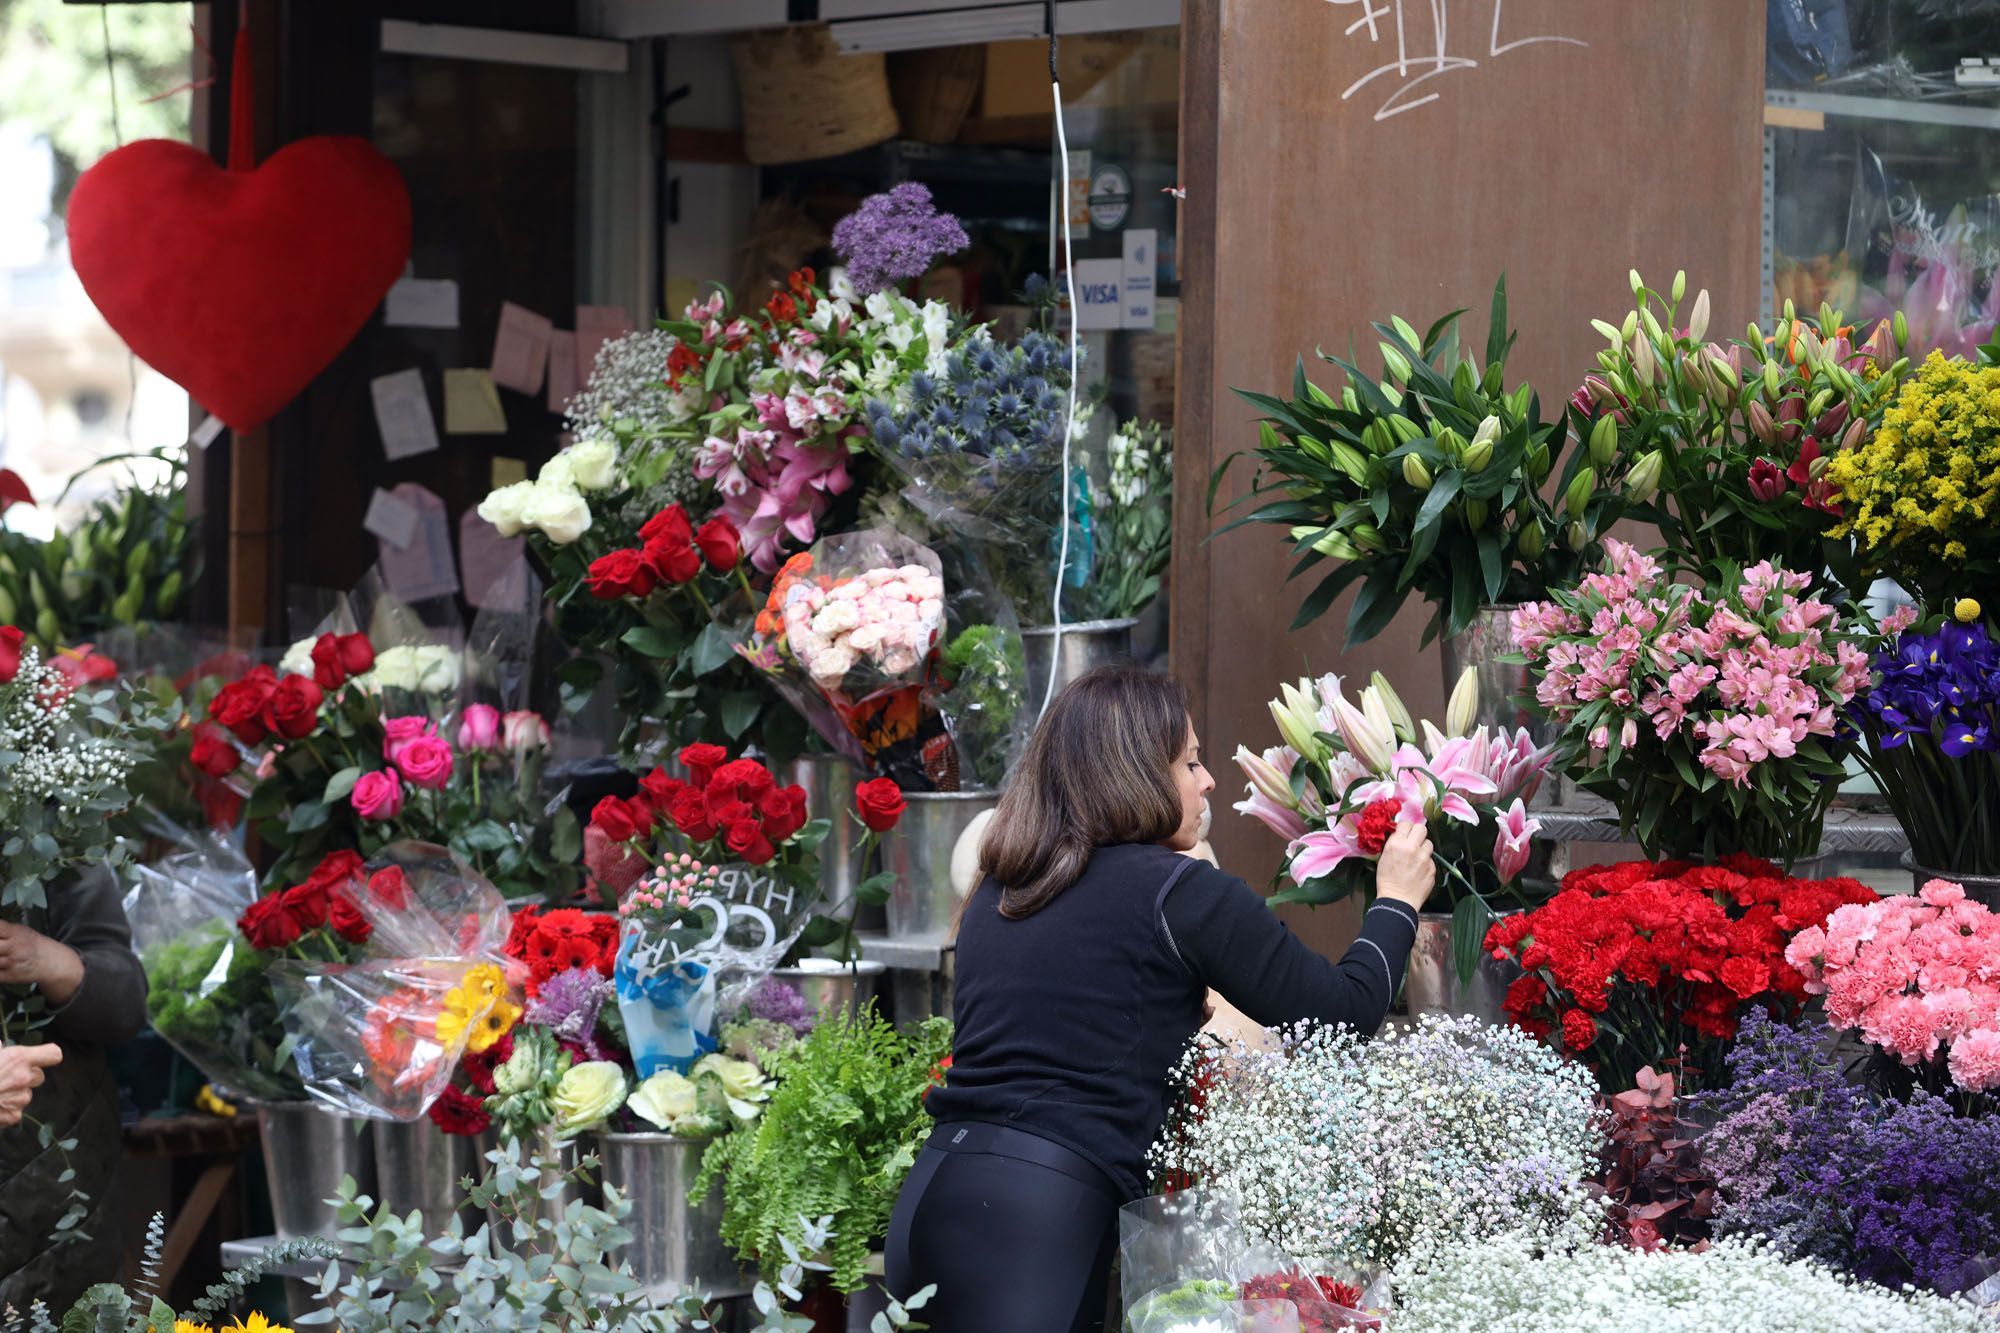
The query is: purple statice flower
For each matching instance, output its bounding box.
[745,976,817,1038]
[1695,1009,2000,1293]
[831,183,969,296]
[525,967,610,1049]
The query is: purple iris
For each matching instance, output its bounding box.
[1856,620,2000,756]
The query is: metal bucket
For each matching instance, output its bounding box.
[882,790,997,942]
[1906,855,2000,909]
[372,1117,478,1235]
[772,958,888,1020]
[1400,912,1521,1023]
[484,1132,589,1248]
[1441,604,1566,806]
[1021,618,1139,701]
[785,752,871,917]
[597,1132,743,1296]
[256,1101,377,1239]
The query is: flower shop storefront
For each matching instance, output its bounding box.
[3,0,1999,1329]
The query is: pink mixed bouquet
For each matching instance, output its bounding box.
[1512,540,1871,865]
[1786,878,2000,1100]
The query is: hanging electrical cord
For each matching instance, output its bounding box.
[1040,0,1082,720]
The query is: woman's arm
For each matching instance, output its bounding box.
[25,868,148,1046]
[1161,827,1434,1033]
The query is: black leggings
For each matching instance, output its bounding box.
[886,1122,1121,1333]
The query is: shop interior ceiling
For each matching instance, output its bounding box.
[580,0,1180,47]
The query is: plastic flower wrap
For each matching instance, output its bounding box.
[742,528,1026,789]
[125,826,305,1102]
[267,845,520,1119]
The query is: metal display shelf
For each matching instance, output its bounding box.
[1534,791,1910,857]
[853,931,953,972]
[1765,87,2000,132]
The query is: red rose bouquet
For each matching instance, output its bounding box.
[1485,857,1878,1092]
[208,637,580,901]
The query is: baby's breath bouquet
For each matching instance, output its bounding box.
[0,630,174,1036]
[1149,1015,1601,1274]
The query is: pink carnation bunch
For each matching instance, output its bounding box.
[1785,879,2000,1094]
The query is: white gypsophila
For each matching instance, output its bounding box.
[563,328,703,438]
[1393,1234,1992,1333]
[0,648,137,816]
[1150,1014,1602,1273]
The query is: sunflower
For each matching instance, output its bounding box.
[222,1315,292,1333]
[176,1321,215,1333]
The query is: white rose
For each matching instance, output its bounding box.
[537,452,579,493]
[564,439,618,492]
[520,483,592,545]
[477,481,537,538]
[357,646,416,692]
[409,645,463,693]
[810,646,856,682]
[278,636,316,677]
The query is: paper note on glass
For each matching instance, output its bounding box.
[460,509,529,611]
[362,486,421,550]
[490,456,528,489]
[575,305,633,384]
[370,369,441,461]
[491,301,553,396]
[443,369,508,435]
[376,484,460,603]
[384,277,459,329]
[547,329,578,415]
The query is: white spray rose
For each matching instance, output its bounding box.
[520,483,592,545]
[477,480,537,538]
[564,438,619,492]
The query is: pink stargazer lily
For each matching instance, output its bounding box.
[1492,798,1541,884]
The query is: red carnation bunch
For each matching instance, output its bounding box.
[1238,1270,1381,1332]
[1485,855,1877,1092]
[504,904,617,997]
[587,743,811,871]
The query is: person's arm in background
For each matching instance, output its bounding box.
[0,867,147,1047]
[1164,823,1435,1033]
[0,1044,63,1127]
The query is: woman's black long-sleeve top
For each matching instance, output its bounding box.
[925,842,1420,1200]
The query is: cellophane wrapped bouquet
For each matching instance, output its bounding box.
[580,744,829,1075]
[742,528,1026,789]
[267,843,518,1120]
[1119,1188,1392,1333]
[1235,666,1551,981]
[1511,540,1872,866]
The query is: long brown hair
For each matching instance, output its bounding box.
[976,665,1189,919]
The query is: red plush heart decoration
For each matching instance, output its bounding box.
[68,136,412,432]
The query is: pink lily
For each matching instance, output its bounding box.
[1287,825,1365,882]
[1492,798,1540,883]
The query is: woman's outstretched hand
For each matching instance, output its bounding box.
[1375,822,1436,913]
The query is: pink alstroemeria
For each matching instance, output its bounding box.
[1492,798,1541,883]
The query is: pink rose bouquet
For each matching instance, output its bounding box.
[1512,539,1871,867]
[1236,666,1553,982]
[1786,878,2000,1108]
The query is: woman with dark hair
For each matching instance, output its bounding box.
[885,666,1433,1332]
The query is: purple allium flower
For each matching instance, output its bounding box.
[831,183,969,296]
[745,976,817,1037]
[525,967,610,1047]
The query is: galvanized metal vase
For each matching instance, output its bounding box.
[256,1100,377,1239]
[1441,603,1563,805]
[882,790,998,942]
[372,1117,479,1235]
[597,1132,744,1297]
[1400,912,1522,1024]
[1021,618,1139,701]
[785,752,870,918]
[1906,855,2000,910]
[771,958,888,1020]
